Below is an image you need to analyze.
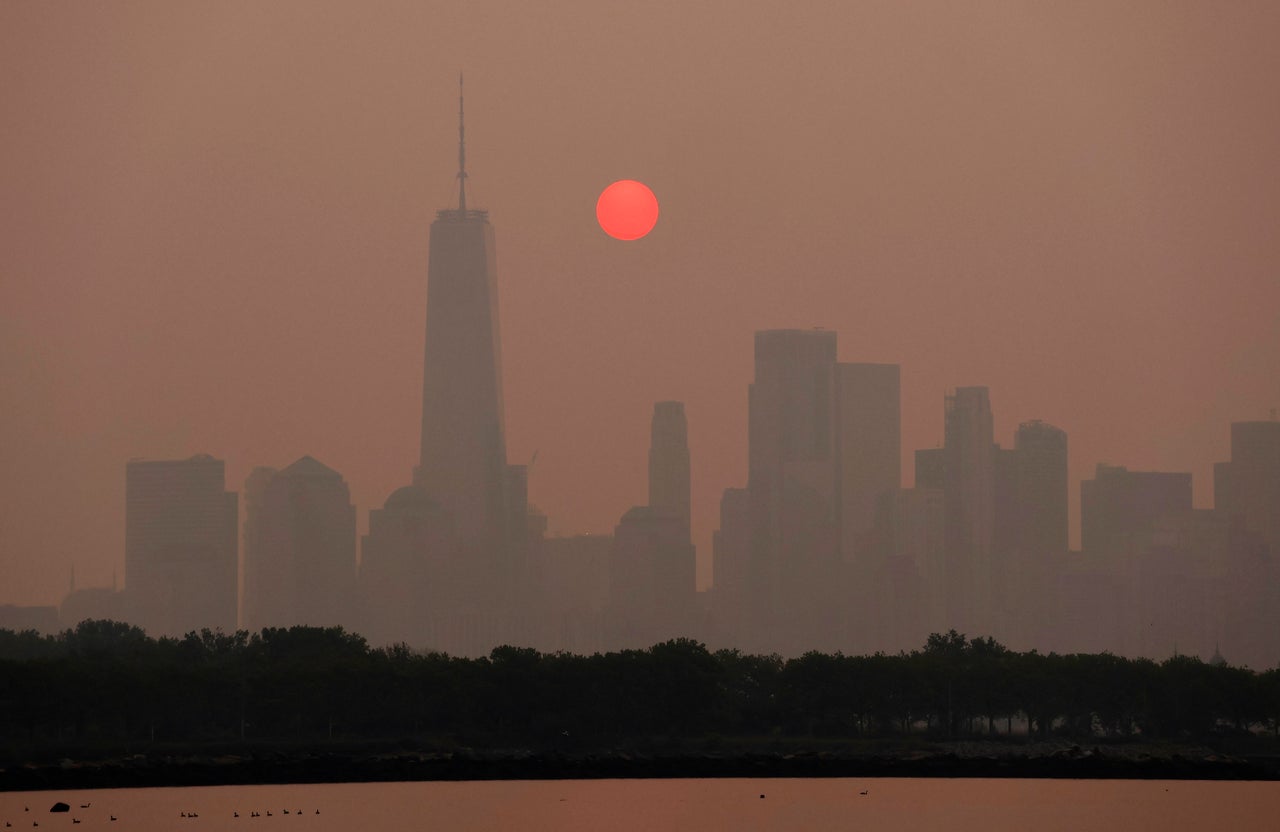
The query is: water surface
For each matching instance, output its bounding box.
[3,778,1277,830]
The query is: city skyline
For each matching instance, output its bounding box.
[3,2,1279,609]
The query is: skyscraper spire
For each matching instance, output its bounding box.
[457,72,467,213]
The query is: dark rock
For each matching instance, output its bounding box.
[49,804,69,814]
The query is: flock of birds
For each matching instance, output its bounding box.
[4,805,320,826]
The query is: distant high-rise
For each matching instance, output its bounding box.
[125,455,237,636]
[1013,420,1068,555]
[747,330,839,640]
[834,363,900,564]
[710,486,751,644]
[1081,463,1192,554]
[415,77,509,550]
[648,401,691,523]
[243,457,356,632]
[712,487,750,599]
[942,387,995,633]
[609,505,696,648]
[880,486,945,639]
[241,465,278,628]
[359,485,454,646]
[1214,420,1280,553]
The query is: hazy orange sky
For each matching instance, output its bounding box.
[3,2,1278,606]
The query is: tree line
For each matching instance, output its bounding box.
[1,621,1277,756]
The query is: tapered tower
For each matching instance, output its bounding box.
[415,76,509,549]
[648,401,691,523]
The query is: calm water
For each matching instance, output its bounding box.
[3,778,1278,831]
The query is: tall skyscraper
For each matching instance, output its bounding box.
[942,387,995,634]
[125,455,237,636]
[1013,420,1068,556]
[648,401,691,522]
[712,487,750,600]
[415,77,509,552]
[834,362,900,565]
[242,456,356,632]
[241,465,278,628]
[746,331,839,635]
[1214,420,1280,554]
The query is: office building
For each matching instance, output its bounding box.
[835,362,901,565]
[125,455,237,636]
[1013,420,1069,556]
[648,401,691,523]
[609,505,696,648]
[746,329,839,644]
[243,456,356,632]
[1215,420,1280,553]
[414,78,511,554]
[942,387,995,634]
[1080,464,1192,555]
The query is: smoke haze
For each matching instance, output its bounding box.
[2,2,1278,616]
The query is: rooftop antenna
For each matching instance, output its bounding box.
[457,72,467,213]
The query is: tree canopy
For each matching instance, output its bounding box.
[1,623,1277,759]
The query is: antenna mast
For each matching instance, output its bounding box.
[457,73,467,213]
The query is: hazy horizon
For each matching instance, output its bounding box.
[3,1,1278,608]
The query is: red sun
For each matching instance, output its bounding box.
[596,180,659,240]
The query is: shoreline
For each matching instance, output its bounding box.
[5,741,1279,791]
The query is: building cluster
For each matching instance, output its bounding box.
[702,331,1280,668]
[7,99,1277,667]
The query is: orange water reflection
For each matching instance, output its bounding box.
[3,778,1277,831]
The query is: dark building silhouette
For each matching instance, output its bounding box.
[877,485,945,646]
[835,362,901,565]
[358,485,455,647]
[532,534,611,655]
[58,567,126,629]
[746,329,840,651]
[710,487,750,637]
[354,80,533,654]
[124,455,237,636]
[648,401,691,523]
[914,447,945,490]
[1080,463,1192,555]
[0,604,60,634]
[242,456,356,632]
[1013,420,1069,556]
[991,445,1021,614]
[603,401,699,648]
[241,465,278,627]
[942,387,996,635]
[995,420,1069,647]
[609,506,696,648]
[1214,420,1280,555]
[60,586,126,629]
[414,78,510,555]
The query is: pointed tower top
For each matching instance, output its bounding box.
[457,72,467,213]
[436,75,487,222]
